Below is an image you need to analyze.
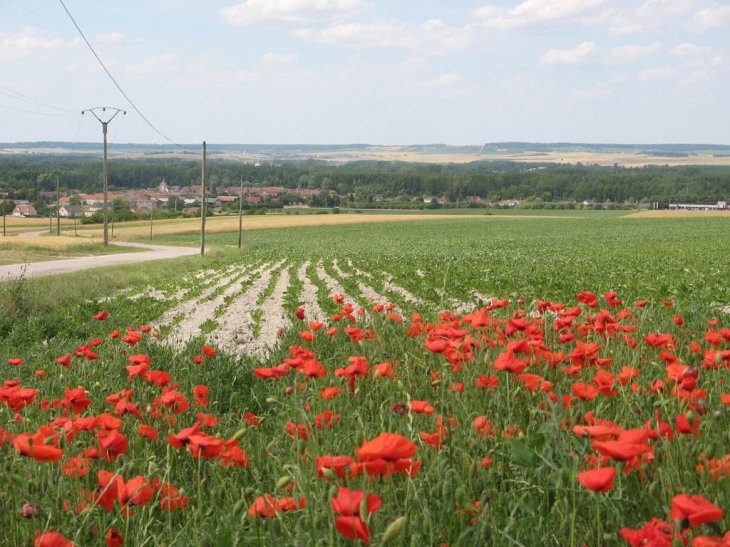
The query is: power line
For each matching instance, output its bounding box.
[0,102,75,116]
[0,84,78,113]
[58,0,183,147]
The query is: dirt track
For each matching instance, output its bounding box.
[0,241,200,281]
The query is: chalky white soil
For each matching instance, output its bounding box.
[137,258,481,358]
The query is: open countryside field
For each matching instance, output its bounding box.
[8,145,730,167]
[4,215,730,546]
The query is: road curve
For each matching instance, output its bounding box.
[0,241,201,281]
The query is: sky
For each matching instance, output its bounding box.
[1,0,729,145]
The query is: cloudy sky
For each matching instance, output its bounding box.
[1,0,729,145]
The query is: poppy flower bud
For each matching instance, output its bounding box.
[355,429,365,447]
[276,475,292,489]
[328,484,339,500]
[265,397,280,405]
[321,467,337,481]
[381,516,407,545]
[231,429,247,442]
[296,439,307,455]
[360,497,369,519]
[232,499,246,516]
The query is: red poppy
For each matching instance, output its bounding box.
[61,456,92,477]
[8,357,24,366]
[315,410,340,429]
[138,424,159,440]
[330,486,382,516]
[97,430,128,462]
[572,383,599,401]
[34,530,77,547]
[576,291,598,307]
[13,433,64,462]
[202,345,217,358]
[187,434,224,459]
[475,375,499,389]
[577,467,616,492]
[106,529,123,547]
[334,516,372,545]
[319,386,340,399]
[356,432,417,462]
[93,310,108,320]
[619,518,674,547]
[56,355,72,369]
[296,307,305,320]
[193,385,209,407]
[193,355,205,364]
[669,494,723,526]
[373,362,394,378]
[409,400,435,415]
[248,494,305,518]
[316,455,359,479]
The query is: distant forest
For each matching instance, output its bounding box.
[1,154,730,208]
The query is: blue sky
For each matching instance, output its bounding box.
[1,0,729,145]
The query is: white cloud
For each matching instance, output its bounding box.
[638,67,679,81]
[260,52,299,63]
[687,4,730,31]
[539,41,596,66]
[395,57,427,72]
[474,0,605,30]
[570,85,610,101]
[294,19,475,53]
[608,0,694,35]
[424,73,463,88]
[96,32,126,43]
[609,73,629,84]
[0,26,77,62]
[125,53,183,76]
[607,41,661,63]
[680,68,710,85]
[269,67,316,87]
[188,69,260,88]
[670,42,713,56]
[222,0,367,26]
[711,56,724,66]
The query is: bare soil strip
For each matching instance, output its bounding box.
[316,261,347,302]
[247,267,291,357]
[297,260,326,322]
[153,263,262,345]
[331,259,351,278]
[209,260,286,355]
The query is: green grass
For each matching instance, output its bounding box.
[3,215,730,547]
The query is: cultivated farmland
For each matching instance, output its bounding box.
[3,215,730,546]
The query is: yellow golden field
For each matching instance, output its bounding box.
[72,213,478,240]
[623,210,730,218]
[6,147,730,167]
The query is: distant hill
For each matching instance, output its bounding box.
[480,142,730,156]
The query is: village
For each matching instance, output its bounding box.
[3,178,328,218]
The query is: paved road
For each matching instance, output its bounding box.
[0,241,201,281]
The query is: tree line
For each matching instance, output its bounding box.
[1,155,730,208]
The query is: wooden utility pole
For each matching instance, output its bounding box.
[56,174,61,236]
[82,107,125,246]
[149,205,153,240]
[238,176,244,249]
[200,141,207,256]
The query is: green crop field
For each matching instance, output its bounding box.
[3,215,730,547]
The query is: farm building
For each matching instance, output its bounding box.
[12,204,37,217]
